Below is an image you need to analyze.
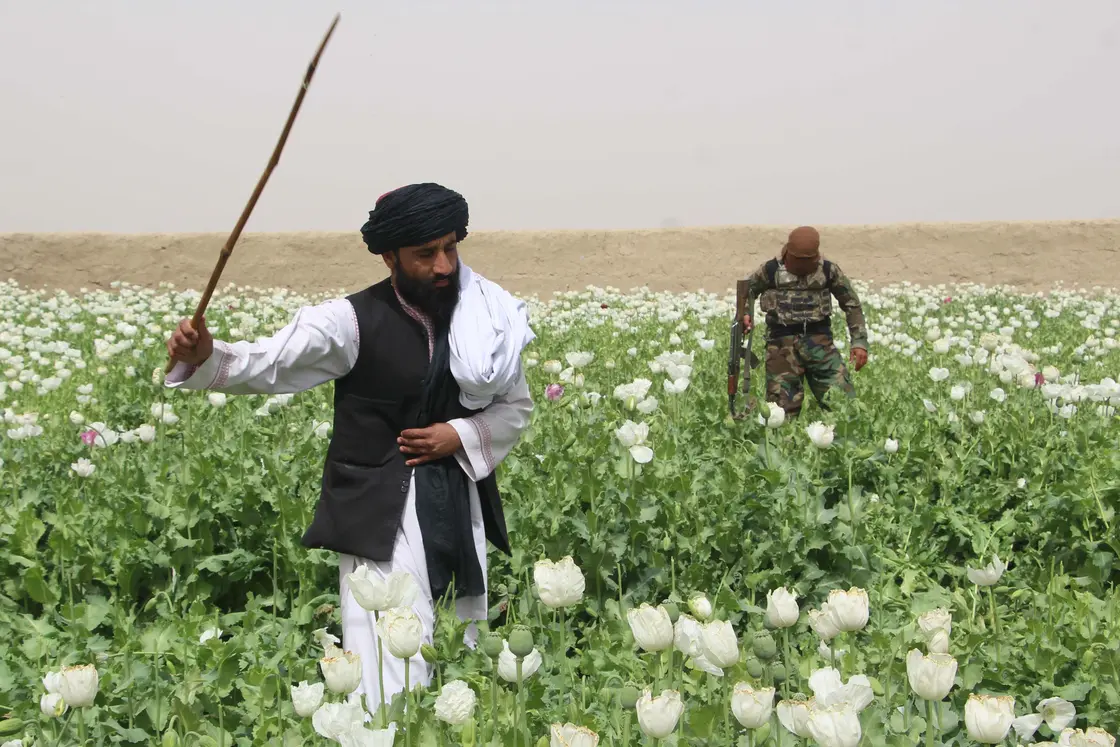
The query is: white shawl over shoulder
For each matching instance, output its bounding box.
[449,263,536,409]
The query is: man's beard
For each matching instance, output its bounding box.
[395,262,461,324]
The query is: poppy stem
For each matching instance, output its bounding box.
[404,657,411,747]
[515,657,524,747]
[375,611,386,727]
[988,588,1000,668]
[782,628,795,697]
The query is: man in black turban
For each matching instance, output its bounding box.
[360,182,470,324]
[164,182,534,718]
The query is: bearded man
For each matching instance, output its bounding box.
[741,226,868,416]
[164,183,534,711]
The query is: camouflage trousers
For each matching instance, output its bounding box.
[765,333,855,415]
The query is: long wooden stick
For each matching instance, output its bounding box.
[165,13,341,373]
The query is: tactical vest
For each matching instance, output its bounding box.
[299,279,510,563]
[758,258,835,329]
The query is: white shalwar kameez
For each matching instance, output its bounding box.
[165,281,533,713]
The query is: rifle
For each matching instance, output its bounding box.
[727,279,761,419]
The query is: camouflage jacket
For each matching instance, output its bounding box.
[744,258,868,349]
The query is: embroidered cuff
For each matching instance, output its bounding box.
[163,340,230,390]
[449,416,495,481]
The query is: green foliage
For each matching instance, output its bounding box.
[0,282,1117,744]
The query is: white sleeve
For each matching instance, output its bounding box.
[164,298,360,395]
[448,368,534,481]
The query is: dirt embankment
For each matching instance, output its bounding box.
[1,219,1117,296]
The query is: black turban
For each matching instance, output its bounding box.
[360,183,469,255]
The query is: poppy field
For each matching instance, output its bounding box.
[0,278,1118,746]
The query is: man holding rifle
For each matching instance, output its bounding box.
[738,226,869,418]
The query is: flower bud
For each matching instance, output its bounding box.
[509,625,535,658]
[421,644,440,665]
[482,632,504,659]
[687,593,712,621]
[769,662,787,684]
[535,737,549,747]
[161,731,180,747]
[745,657,765,679]
[620,683,642,709]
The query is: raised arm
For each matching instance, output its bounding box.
[828,263,869,350]
[448,368,534,482]
[164,298,360,395]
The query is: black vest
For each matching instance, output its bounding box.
[300,279,511,566]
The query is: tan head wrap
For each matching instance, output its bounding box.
[781,226,821,275]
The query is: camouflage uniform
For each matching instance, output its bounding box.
[745,258,868,415]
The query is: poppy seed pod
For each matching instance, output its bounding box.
[508,625,535,658]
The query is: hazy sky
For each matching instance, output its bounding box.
[1,0,1118,233]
